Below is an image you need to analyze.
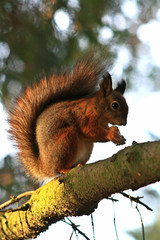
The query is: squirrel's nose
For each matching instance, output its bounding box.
[121,119,127,126]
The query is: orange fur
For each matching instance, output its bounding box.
[9,54,128,181]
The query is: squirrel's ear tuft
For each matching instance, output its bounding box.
[115,79,126,94]
[100,72,112,97]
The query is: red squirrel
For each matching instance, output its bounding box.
[9,53,128,182]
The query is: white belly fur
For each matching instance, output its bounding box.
[75,138,93,166]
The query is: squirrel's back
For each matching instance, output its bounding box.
[9,53,108,180]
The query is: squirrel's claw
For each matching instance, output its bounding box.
[116,135,126,145]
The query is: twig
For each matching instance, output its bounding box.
[107,196,119,202]
[136,205,145,240]
[63,217,90,240]
[0,191,34,210]
[69,230,74,240]
[120,191,152,211]
[112,201,119,240]
[91,213,96,240]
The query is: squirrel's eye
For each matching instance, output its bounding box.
[111,102,119,110]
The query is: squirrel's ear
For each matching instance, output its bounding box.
[100,72,112,97]
[115,79,126,94]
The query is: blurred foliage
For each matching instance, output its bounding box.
[129,212,160,240]
[0,0,160,213]
[0,155,38,204]
[0,0,116,105]
[0,0,160,106]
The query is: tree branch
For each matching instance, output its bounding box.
[119,191,152,211]
[0,191,34,211]
[0,141,160,240]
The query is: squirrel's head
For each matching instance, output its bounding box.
[98,73,129,126]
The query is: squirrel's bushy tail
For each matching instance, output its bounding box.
[9,53,108,180]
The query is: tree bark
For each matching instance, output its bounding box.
[0,141,160,240]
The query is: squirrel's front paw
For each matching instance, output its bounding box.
[107,126,126,145]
